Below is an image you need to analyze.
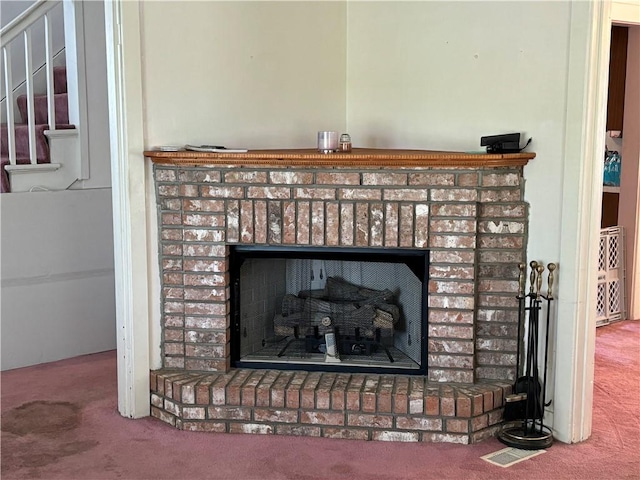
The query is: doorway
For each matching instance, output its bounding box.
[600,22,640,323]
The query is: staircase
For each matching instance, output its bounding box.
[1,0,82,193]
[1,66,75,192]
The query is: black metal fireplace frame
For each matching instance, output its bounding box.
[229,245,429,375]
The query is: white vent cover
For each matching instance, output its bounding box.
[481,447,546,468]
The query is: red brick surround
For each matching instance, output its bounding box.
[147,149,531,443]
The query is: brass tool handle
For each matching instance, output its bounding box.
[518,263,526,297]
[547,263,557,299]
[536,264,545,299]
[529,261,538,295]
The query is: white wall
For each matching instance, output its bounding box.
[1,189,116,370]
[74,0,111,189]
[140,1,347,149]
[347,1,571,258]
[1,1,37,28]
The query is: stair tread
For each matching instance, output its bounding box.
[1,123,75,130]
[16,92,69,125]
[1,155,51,165]
[1,124,76,156]
[1,156,52,193]
[0,124,74,160]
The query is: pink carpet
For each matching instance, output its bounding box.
[2,321,639,479]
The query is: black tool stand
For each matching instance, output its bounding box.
[498,287,554,450]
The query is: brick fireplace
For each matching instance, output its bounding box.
[146,148,534,443]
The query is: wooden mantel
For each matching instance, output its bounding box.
[144,148,535,168]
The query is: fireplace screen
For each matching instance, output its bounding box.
[230,246,427,374]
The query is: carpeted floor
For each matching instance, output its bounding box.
[1,321,639,480]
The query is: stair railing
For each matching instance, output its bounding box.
[1,0,62,165]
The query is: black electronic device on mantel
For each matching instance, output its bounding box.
[481,133,530,153]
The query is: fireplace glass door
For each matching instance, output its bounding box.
[230,246,427,374]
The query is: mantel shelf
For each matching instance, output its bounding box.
[144,148,535,168]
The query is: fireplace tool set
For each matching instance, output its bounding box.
[498,261,557,450]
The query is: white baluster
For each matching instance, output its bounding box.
[44,11,55,129]
[24,28,37,165]
[2,47,17,165]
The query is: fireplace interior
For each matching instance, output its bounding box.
[231,246,428,373]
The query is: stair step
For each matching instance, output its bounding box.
[0,155,43,193]
[0,156,56,193]
[1,124,76,193]
[54,66,67,94]
[1,123,75,161]
[17,93,69,125]
[1,124,52,164]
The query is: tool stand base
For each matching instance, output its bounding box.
[498,422,554,450]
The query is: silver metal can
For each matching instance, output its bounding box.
[317,131,339,153]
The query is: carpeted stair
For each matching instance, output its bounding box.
[1,66,75,193]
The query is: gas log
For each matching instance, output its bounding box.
[273,277,400,342]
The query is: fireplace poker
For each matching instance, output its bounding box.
[541,263,557,414]
[524,288,535,434]
[516,263,526,379]
[546,263,557,301]
[532,266,543,433]
[503,263,528,424]
[525,258,539,427]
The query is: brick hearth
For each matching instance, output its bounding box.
[146,148,533,443]
[150,369,510,443]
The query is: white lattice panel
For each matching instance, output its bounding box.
[608,234,620,270]
[596,282,608,326]
[596,227,626,327]
[599,235,606,271]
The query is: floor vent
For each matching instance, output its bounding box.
[481,447,546,468]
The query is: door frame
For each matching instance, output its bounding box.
[104,0,150,418]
